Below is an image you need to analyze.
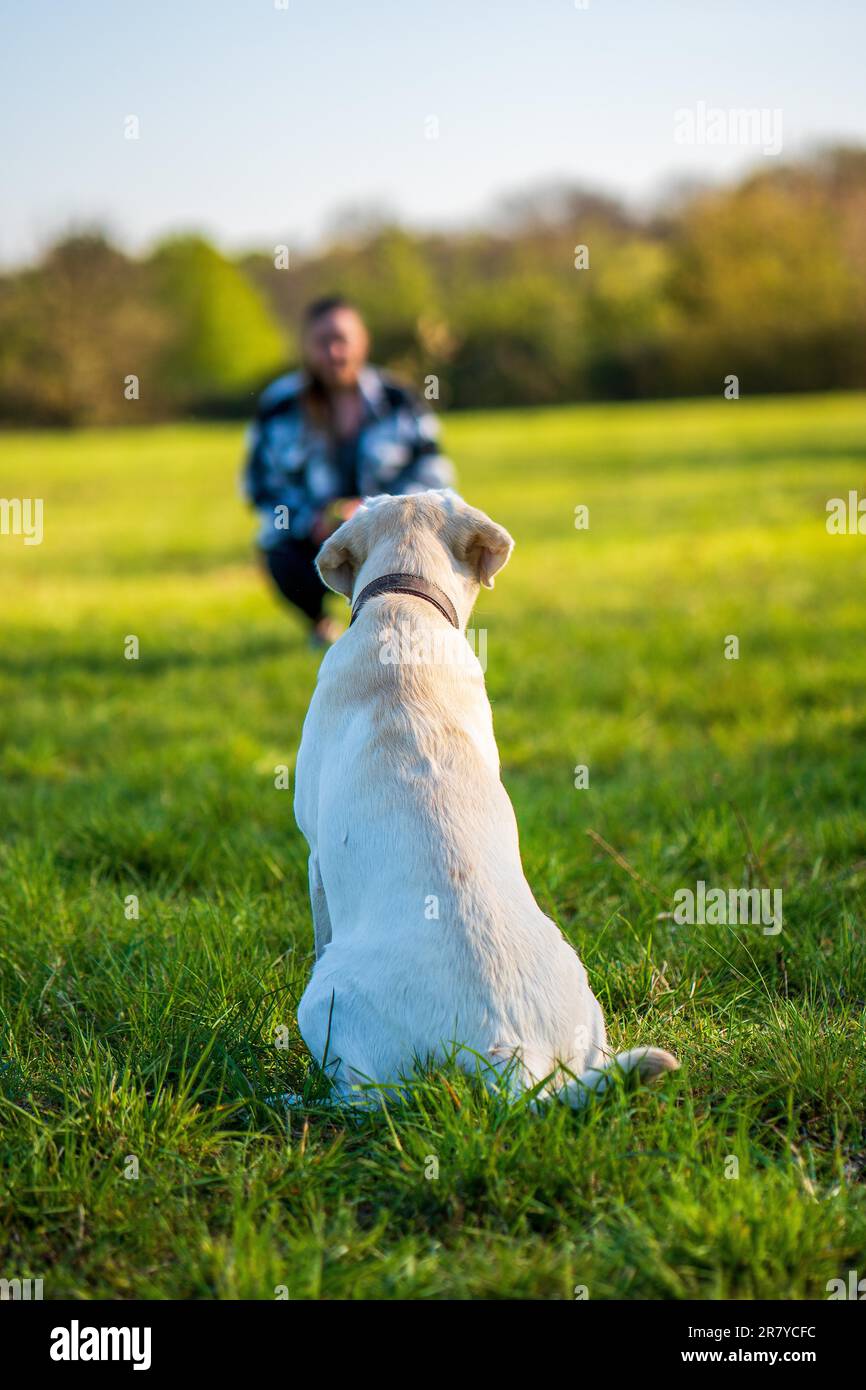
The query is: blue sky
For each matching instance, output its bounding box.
[2,0,865,265]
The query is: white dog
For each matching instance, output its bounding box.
[293,490,677,1107]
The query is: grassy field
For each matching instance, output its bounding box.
[1,392,866,1300]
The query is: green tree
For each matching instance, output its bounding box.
[0,233,169,426]
[148,236,287,412]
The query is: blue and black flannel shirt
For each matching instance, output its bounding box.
[242,366,454,548]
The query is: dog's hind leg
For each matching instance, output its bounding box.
[297,979,402,1108]
[486,1041,558,1101]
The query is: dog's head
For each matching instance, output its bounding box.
[315,490,514,624]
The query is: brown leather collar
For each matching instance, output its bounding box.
[350,572,459,629]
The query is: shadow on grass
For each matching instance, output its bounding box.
[0,629,313,681]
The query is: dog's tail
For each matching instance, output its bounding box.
[560,1046,679,1110]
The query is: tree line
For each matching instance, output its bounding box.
[1,145,864,426]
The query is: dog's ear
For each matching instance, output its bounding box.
[450,507,514,589]
[315,524,358,599]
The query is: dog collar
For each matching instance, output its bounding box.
[350,572,459,629]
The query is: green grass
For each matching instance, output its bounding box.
[1,391,866,1300]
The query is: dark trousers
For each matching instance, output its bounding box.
[263,539,328,623]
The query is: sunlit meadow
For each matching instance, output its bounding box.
[1,393,865,1298]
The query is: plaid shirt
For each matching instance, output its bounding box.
[242,366,454,548]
